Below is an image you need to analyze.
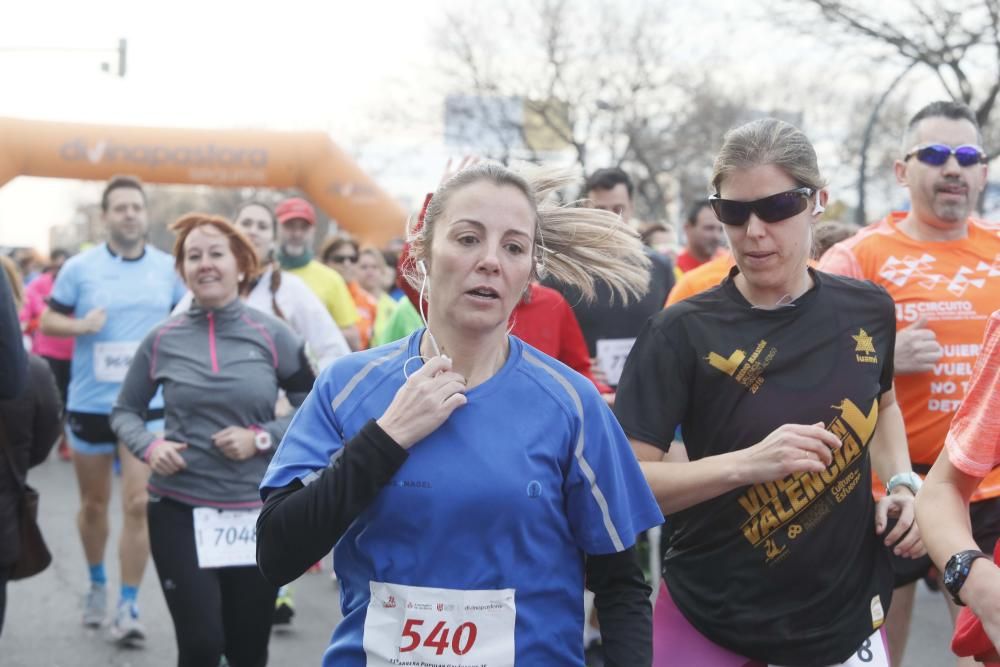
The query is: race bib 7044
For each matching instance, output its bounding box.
[363,581,516,667]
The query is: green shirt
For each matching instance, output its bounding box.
[372,298,422,346]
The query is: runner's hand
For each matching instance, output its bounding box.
[148,440,188,476]
[377,356,467,449]
[895,316,942,374]
[79,307,107,334]
[875,489,926,558]
[739,423,842,485]
[212,426,256,461]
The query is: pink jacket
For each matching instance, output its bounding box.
[20,272,73,360]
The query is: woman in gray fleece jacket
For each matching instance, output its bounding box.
[111,213,315,667]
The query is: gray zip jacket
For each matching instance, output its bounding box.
[111,298,315,508]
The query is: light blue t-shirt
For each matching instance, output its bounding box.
[50,243,185,414]
[261,331,663,666]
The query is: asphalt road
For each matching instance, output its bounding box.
[1,456,960,666]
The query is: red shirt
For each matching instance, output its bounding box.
[676,249,711,273]
[512,284,597,386]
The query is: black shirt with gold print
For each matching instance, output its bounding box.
[615,267,896,666]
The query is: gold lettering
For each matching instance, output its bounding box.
[841,433,862,465]
[771,495,796,523]
[820,462,840,484]
[785,479,808,512]
[742,516,762,545]
[798,471,825,499]
[759,506,780,535]
[738,487,764,516]
[830,418,850,442]
[747,340,768,365]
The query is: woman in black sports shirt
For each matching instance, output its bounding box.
[615,118,925,667]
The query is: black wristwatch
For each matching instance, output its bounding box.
[943,549,989,606]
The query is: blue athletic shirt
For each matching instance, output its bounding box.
[261,331,663,666]
[49,243,185,414]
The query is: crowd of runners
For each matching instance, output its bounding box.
[0,99,999,667]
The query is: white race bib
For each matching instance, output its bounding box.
[769,628,888,667]
[93,341,139,383]
[363,581,516,667]
[596,337,636,386]
[192,507,260,569]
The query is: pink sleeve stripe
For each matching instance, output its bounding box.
[241,314,278,368]
[143,438,167,463]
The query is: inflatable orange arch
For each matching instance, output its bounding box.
[0,117,407,246]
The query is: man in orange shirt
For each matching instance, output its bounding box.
[820,100,1000,666]
[665,251,734,306]
[675,200,726,274]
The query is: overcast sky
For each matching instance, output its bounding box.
[0,0,450,250]
[0,0,952,252]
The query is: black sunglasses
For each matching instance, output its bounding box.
[904,144,987,167]
[329,255,358,264]
[709,187,815,226]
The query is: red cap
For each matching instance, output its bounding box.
[275,197,316,226]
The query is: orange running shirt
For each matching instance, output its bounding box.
[665,252,735,306]
[820,212,1000,500]
[945,310,1000,479]
[347,281,377,349]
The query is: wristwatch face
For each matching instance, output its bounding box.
[255,431,272,451]
[943,564,960,590]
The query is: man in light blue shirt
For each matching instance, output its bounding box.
[41,175,184,646]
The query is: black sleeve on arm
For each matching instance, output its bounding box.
[614,321,689,452]
[0,270,27,400]
[45,297,74,315]
[586,546,653,667]
[256,419,408,586]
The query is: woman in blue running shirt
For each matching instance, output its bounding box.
[257,161,664,666]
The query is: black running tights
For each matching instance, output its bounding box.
[148,497,277,667]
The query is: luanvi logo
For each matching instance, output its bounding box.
[852,328,878,364]
[704,339,776,394]
[59,138,269,169]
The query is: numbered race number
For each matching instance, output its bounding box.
[93,341,140,383]
[768,629,888,667]
[596,338,636,387]
[192,507,260,569]
[363,581,516,667]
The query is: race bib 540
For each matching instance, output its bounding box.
[363,581,516,667]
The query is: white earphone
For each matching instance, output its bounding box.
[813,195,825,215]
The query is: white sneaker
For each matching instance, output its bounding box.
[109,602,146,647]
[82,583,107,628]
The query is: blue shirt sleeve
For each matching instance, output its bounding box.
[564,385,663,556]
[49,254,81,310]
[260,367,345,498]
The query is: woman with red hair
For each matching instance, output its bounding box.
[111,214,315,667]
